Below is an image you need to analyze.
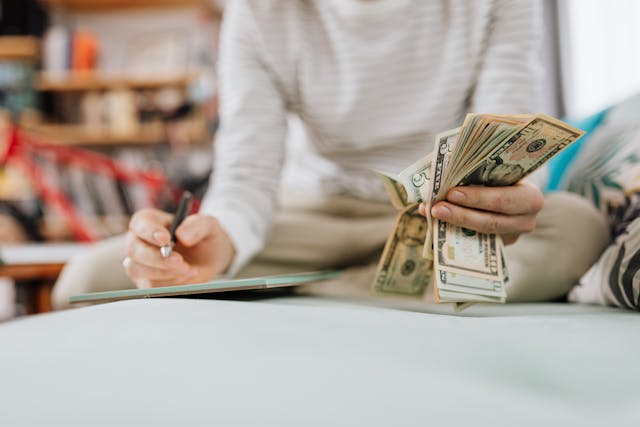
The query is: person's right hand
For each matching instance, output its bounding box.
[123,209,236,288]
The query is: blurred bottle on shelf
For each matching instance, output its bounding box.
[71,30,99,72]
[42,26,70,79]
[104,89,138,137]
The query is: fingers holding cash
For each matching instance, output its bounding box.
[501,233,521,246]
[431,202,536,235]
[418,181,543,244]
[372,113,585,305]
[429,183,542,237]
[443,181,544,216]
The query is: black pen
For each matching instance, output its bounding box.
[160,191,193,258]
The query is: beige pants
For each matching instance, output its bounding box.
[52,192,610,309]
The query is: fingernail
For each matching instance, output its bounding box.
[448,190,465,203]
[152,231,165,244]
[431,205,451,219]
[418,203,426,216]
[180,230,195,243]
[187,268,198,279]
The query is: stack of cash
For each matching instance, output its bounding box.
[373,114,585,304]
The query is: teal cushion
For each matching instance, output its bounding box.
[545,108,610,192]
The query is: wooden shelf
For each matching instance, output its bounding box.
[26,122,166,145]
[37,72,195,92]
[41,0,205,11]
[0,263,64,281]
[25,118,208,146]
[0,37,39,60]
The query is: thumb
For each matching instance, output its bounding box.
[175,214,219,248]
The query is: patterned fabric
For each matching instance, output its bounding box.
[569,194,640,310]
[561,94,640,225]
[566,94,640,310]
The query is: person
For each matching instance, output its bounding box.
[52,0,610,308]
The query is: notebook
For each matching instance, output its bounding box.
[69,270,342,304]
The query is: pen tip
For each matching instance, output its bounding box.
[160,246,172,258]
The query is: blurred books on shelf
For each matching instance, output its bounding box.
[0,165,35,201]
[40,215,130,241]
[0,0,218,248]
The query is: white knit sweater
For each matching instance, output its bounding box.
[201,0,544,274]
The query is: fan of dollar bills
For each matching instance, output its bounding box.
[372,114,585,305]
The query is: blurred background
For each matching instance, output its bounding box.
[539,0,640,117]
[0,0,639,318]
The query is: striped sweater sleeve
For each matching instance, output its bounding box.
[200,0,287,276]
[471,0,543,114]
[471,0,548,187]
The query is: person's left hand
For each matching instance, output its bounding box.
[419,180,544,245]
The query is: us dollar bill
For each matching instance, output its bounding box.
[423,128,460,259]
[459,114,585,187]
[438,250,509,310]
[433,219,503,281]
[374,170,410,209]
[429,128,461,203]
[438,289,504,303]
[373,204,432,297]
[397,153,433,203]
[436,267,507,299]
